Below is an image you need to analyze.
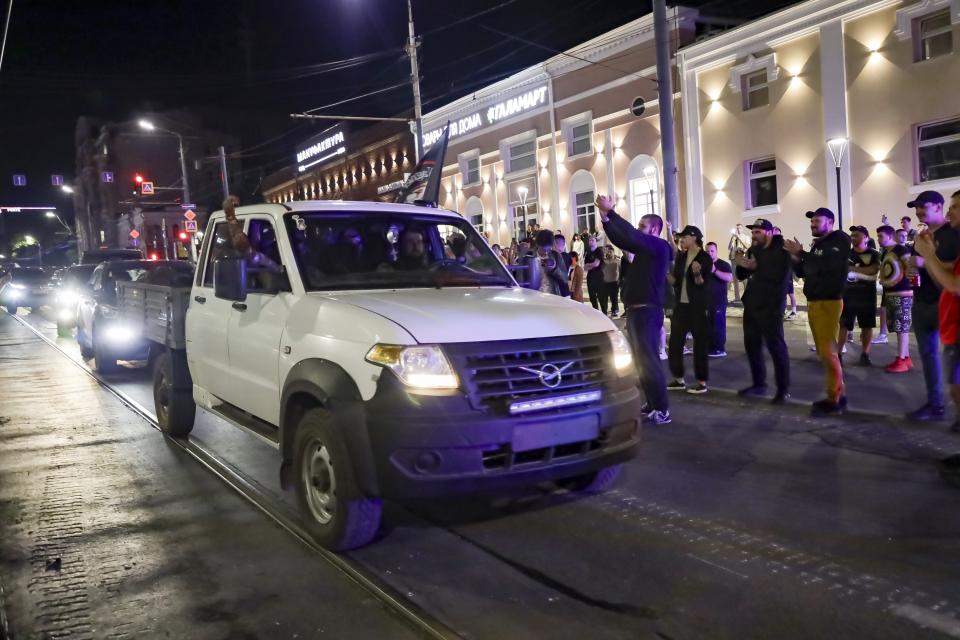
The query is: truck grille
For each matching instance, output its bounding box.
[446,333,614,416]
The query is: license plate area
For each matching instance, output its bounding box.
[512,414,599,453]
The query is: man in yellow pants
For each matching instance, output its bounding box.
[784,208,851,416]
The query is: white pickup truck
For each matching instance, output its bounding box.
[135,201,641,550]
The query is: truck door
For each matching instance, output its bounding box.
[185,221,234,402]
[225,217,291,425]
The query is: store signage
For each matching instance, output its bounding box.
[377,180,406,195]
[423,84,548,148]
[296,129,347,173]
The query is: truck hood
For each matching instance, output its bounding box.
[322,287,615,344]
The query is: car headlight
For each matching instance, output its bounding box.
[104,324,138,344]
[366,344,459,390]
[9,283,25,290]
[608,330,634,374]
[57,290,79,307]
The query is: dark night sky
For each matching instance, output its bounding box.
[0,0,794,249]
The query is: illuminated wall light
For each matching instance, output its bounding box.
[596,143,605,154]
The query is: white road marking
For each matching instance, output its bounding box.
[686,553,749,580]
[891,604,960,639]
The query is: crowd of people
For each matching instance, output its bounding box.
[504,190,960,429]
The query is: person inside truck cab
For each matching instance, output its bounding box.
[395,228,428,270]
[222,195,281,272]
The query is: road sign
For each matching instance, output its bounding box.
[101,171,114,183]
[51,175,64,186]
[183,209,196,221]
[140,181,155,195]
[185,220,198,233]
[129,229,140,239]
[180,203,196,210]
[12,175,26,187]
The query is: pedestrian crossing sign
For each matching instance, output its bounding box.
[141,181,155,195]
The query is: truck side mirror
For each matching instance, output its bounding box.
[507,254,542,291]
[214,257,247,302]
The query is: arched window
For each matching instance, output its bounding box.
[626,155,661,227]
[569,170,598,235]
[464,196,484,234]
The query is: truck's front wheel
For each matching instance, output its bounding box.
[559,463,624,494]
[92,328,118,373]
[153,351,195,437]
[293,408,382,550]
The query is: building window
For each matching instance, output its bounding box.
[512,202,539,240]
[508,140,537,173]
[742,70,769,110]
[746,157,778,208]
[465,157,481,186]
[918,117,960,183]
[574,191,597,235]
[916,11,953,61]
[470,214,483,234]
[570,125,591,158]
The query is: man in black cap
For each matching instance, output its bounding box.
[666,224,714,394]
[905,190,960,421]
[840,225,881,366]
[596,195,673,425]
[734,218,792,403]
[784,208,850,416]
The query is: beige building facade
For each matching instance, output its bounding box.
[679,0,960,245]
[424,8,702,246]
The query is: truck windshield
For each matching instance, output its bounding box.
[284,211,514,291]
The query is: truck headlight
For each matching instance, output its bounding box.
[608,330,634,374]
[105,323,137,344]
[366,344,459,390]
[9,283,25,290]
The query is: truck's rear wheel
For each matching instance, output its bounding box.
[559,463,623,494]
[153,351,195,437]
[56,321,72,338]
[92,328,118,373]
[293,408,381,550]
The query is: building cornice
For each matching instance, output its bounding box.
[894,0,960,39]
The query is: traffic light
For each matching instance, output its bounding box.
[134,174,143,184]
[178,231,188,242]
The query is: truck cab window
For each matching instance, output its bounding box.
[202,222,230,287]
[245,219,286,292]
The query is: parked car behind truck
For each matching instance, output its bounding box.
[122,201,641,550]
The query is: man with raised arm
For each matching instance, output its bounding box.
[595,194,673,425]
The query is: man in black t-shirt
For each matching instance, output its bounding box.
[840,226,881,366]
[583,236,607,313]
[906,191,960,421]
[705,242,733,357]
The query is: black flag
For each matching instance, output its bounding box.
[395,123,449,207]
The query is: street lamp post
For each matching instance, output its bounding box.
[138,120,191,204]
[45,210,71,234]
[517,185,529,241]
[406,0,424,162]
[827,137,849,229]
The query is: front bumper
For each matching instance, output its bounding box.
[363,374,642,499]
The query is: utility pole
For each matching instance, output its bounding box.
[176,133,191,205]
[406,0,424,162]
[218,146,230,198]
[653,0,679,229]
[0,0,13,79]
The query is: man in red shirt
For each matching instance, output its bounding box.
[914,190,960,432]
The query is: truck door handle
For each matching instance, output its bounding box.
[194,296,206,304]
[232,302,247,312]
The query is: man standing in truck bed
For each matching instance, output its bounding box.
[596,194,673,425]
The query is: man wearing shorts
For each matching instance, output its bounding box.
[839,226,880,366]
[877,225,913,372]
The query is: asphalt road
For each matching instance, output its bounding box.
[2,307,960,639]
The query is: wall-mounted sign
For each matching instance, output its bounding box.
[296,128,348,173]
[51,175,64,186]
[422,84,549,148]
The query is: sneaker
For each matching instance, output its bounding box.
[643,410,671,425]
[884,357,911,373]
[847,333,854,343]
[686,382,708,394]
[771,391,791,405]
[785,310,798,320]
[667,379,686,391]
[906,404,947,422]
[708,350,727,358]
[858,353,872,367]
[811,398,845,417]
[841,344,847,354]
[683,345,693,355]
[809,344,817,352]
[738,385,768,397]
[659,350,668,361]
[871,333,889,344]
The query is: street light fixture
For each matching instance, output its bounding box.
[46,210,72,234]
[827,137,849,228]
[138,118,191,203]
[60,185,73,194]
